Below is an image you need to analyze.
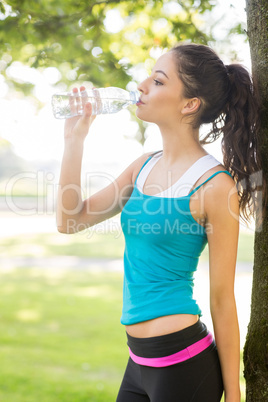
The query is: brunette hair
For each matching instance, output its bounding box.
[171,42,265,224]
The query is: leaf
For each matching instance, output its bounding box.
[0,1,6,15]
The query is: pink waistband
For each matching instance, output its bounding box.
[129,332,213,368]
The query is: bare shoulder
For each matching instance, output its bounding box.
[129,152,154,185]
[207,166,236,194]
[203,166,239,219]
[194,164,237,198]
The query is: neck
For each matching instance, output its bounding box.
[159,123,205,166]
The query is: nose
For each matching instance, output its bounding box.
[137,77,149,94]
[137,82,144,94]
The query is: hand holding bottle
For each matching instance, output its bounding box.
[52,86,139,119]
[64,86,96,142]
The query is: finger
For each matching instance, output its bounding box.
[69,87,78,115]
[93,88,101,114]
[83,102,96,124]
[83,102,93,117]
[74,88,82,115]
[80,86,88,109]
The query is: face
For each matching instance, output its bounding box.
[136,51,187,126]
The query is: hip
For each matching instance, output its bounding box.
[125,313,199,338]
[126,319,215,368]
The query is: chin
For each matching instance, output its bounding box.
[135,109,155,124]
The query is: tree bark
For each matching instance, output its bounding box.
[243,0,268,401]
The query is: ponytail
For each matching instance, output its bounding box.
[171,43,265,224]
[220,64,264,223]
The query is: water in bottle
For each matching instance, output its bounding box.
[52,87,140,119]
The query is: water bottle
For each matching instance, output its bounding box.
[51,87,140,119]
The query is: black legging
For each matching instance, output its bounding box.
[116,321,223,402]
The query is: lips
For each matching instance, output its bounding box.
[136,98,145,106]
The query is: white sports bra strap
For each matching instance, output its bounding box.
[136,152,162,193]
[136,152,221,197]
[161,154,221,197]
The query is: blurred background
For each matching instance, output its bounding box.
[0,1,253,401]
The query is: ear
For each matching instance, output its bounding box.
[181,98,201,115]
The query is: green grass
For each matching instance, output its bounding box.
[0,231,125,259]
[0,267,127,401]
[0,267,246,402]
[0,229,254,262]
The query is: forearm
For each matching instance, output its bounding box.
[56,89,96,232]
[57,138,85,232]
[211,299,241,401]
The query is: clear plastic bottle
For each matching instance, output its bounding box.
[51,87,140,119]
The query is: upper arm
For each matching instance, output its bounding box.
[205,174,240,309]
[70,153,150,232]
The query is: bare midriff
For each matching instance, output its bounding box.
[125,314,199,338]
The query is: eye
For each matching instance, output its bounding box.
[154,79,163,86]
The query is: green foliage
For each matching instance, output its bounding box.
[0,1,247,144]
[0,0,219,143]
[0,0,214,90]
[0,0,218,144]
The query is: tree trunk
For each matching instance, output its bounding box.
[243,0,268,401]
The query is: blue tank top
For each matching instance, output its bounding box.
[120,156,232,325]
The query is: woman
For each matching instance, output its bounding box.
[57,43,262,401]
